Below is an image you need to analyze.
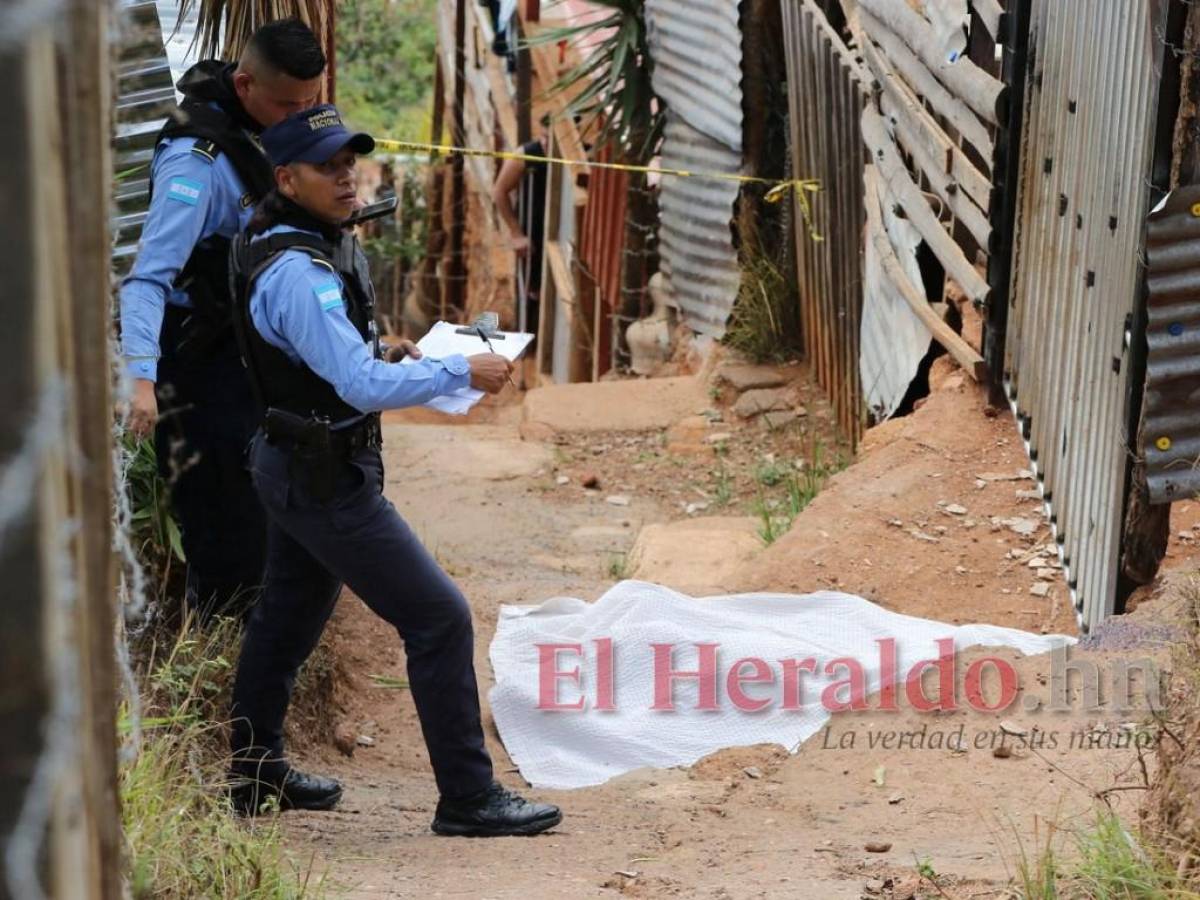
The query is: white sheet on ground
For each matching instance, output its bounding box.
[488,581,1074,790]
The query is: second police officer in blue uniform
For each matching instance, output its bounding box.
[120,20,327,619]
[226,105,563,837]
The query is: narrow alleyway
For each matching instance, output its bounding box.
[279,370,1165,899]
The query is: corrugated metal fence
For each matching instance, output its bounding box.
[1004,0,1170,630]
[782,0,868,447]
[113,0,200,273]
[113,1,176,273]
[1144,186,1200,502]
[645,0,743,338]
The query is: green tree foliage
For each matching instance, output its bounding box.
[337,0,440,139]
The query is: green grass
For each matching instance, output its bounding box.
[123,618,330,898]
[752,443,844,545]
[369,674,410,690]
[1010,811,1199,899]
[607,553,629,580]
[724,241,802,364]
[754,459,789,488]
[121,718,325,899]
[712,463,734,508]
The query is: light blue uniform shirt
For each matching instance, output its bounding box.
[118,134,255,382]
[248,224,472,414]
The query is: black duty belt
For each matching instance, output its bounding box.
[264,407,381,457]
[330,417,382,456]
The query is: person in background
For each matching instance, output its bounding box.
[119,20,326,621]
[491,114,550,337]
[225,104,563,839]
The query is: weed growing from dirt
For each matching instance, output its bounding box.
[753,442,844,545]
[607,552,629,580]
[1007,809,1197,899]
[123,617,329,898]
[712,462,734,508]
[724,243,802,364]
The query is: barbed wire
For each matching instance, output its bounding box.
[1,379,81,900]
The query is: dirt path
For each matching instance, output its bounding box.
[278,377,1169,899]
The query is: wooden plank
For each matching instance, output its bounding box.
[546,239,575,306]
[467,0,518,147]
[60,1,119,895]
[2,21,117,897]
[858,29,992,207]
[858,0,1006,125]
[516,17,532,145]
[879,91,991,249]
[545,240,590,382]
[861,106,991,305]
[446,0,468,315]
[864,166,986,381]
[856,6,995,158]
[975,0,1004,39]
[545,239,579,382]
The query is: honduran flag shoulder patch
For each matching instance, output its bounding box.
[312,280,343,312]
[166,177,204,206]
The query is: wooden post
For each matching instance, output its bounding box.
[0,6,117,896]
[0,35,58,895]
[58,1,120,895]
[413,56,448,325]
[516,18,532,146]
[446,0,469,316]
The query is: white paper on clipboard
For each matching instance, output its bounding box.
[401,321,533,415]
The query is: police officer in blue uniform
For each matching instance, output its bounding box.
[120,20,326,620]
[225,105,562,837]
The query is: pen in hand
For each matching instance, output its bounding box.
[476,325,517,389]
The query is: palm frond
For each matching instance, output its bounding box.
[528,0,664,164]
[172,0,334,61]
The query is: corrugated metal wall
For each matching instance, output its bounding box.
[645,0,743,338]
[113,0,201,274]
[1144,186,1200,502]
[782,0,868,447]
[1004,0,1170,631]
[113,1,176,273]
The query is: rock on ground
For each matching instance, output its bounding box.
[716,364,789,392]
[733,387,796,419]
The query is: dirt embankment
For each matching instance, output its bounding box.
[730,360,1076,635]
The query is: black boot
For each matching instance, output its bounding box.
[229,767,343,816]
[431,781,561,837]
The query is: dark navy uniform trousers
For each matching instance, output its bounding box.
[229,432,495,800]
[156,307,267,620]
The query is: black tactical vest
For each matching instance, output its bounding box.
[231,228,381,424]
[155,62,274,355]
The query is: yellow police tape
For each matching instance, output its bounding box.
[373,138,824,242]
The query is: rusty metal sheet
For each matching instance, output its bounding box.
[578,145,627,377]
[1143,185,1200,503]
[645,0,743,337]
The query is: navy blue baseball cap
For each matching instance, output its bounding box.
[261,104,375,166]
